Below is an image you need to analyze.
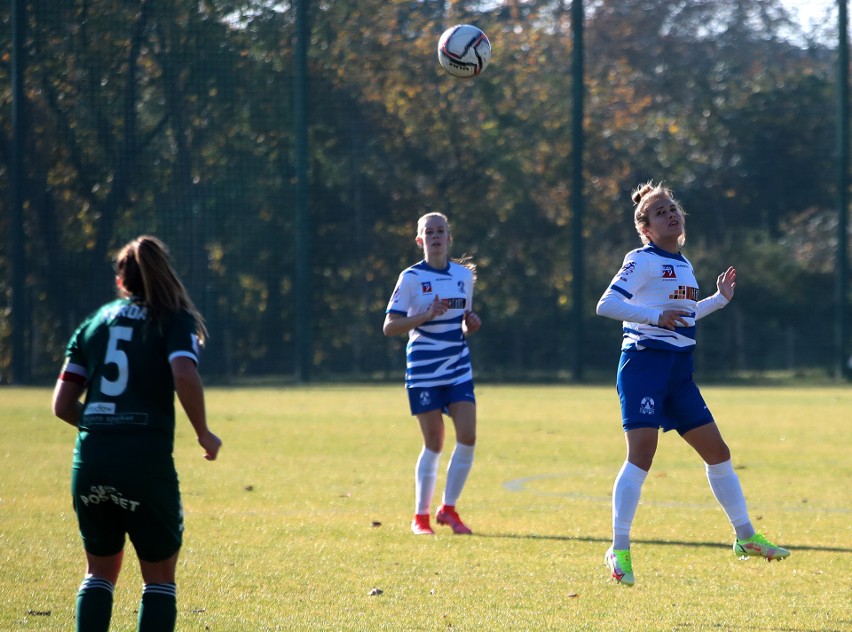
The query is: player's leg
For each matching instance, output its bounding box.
[72,466,125,632]
[681,422,790,561]
[607,350,666,586]
[127,469,183,631]
[437,398,476,534]
[605,427,656,582]
[682,422,753,537]
[411,406,445,534]
[671,368,755,541]
[77,550,123,632]
[137,553,179,632]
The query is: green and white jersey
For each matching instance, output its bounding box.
[60,297,200,452]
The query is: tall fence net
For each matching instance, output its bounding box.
[1,0,849,384]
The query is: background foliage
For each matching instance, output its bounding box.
[0,0,848,382]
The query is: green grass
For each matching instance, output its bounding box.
[1,385,850,631]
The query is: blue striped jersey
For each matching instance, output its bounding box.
[386,260,475,388]
[596,243,728,353]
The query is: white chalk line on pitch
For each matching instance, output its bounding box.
[502,472,852,514]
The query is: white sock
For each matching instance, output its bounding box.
[612,461,648,550]
[706,459,755,540]
[415,447,440,515]
[442,442,475,507]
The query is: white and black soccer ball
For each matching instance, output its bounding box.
[437,24,491,78]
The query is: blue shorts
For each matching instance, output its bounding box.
[407,380,476,415]
[616,349,713,435]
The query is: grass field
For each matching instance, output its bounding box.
[1,384,850,631]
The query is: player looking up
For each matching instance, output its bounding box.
[383,212,482,535]
[52,235,222,631]
[596,182,789,587]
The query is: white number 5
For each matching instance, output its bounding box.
[101,326,133,397]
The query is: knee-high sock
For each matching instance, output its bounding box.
[138,582,177,632]
[415,447,440,515]
[76,576,114,632]
[706,459,754,539]
[612,461,648,550]
[442,443,475,507]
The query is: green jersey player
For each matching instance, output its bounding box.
[52,235,221,632]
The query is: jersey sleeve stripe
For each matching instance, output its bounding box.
[59,368,88,384]
[168,350,199,364]
[610,285,633,299]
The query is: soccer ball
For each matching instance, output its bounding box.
[437,24,491,78]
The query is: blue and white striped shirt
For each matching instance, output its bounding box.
[386,260,475,388]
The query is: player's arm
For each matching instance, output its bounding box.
[52,379,85,427]
[52,359,87,427]
[383,296,449,336]
[171,356,221,461]
[596,255,663,324]
[596,287,665,325]
[695,266,735,321]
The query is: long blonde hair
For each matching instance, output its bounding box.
[631,181,687,246]
[114,235,208,344]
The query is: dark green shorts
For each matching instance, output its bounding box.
[71,439,183,562]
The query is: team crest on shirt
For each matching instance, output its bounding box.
[421,282,432,294]
[458,281,465,293]
[661,264,676,279]
[639,397,655,415]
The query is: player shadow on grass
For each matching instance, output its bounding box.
[472,533,852,554]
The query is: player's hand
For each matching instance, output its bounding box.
[463,311,481,334]
[717,266,736,301]
[424,295,450,321]
[198,430,222,461]
[658,310,690,330]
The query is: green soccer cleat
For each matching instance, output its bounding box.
[734,533,790,562]
[604,546,635,586]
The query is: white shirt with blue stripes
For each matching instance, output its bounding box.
[386,260,475,388]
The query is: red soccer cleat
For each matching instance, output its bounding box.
[435,505,472,535]
[411,513,435,535]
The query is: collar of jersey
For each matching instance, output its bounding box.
[643,242,686,262]
[414,260,451,274]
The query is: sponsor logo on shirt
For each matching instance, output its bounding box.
[669,286,699,301]
[84,402,116,415]
[445,298,467,309]
[421,282,432,294]
[617,261,636,282]
[661,264,676,279]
